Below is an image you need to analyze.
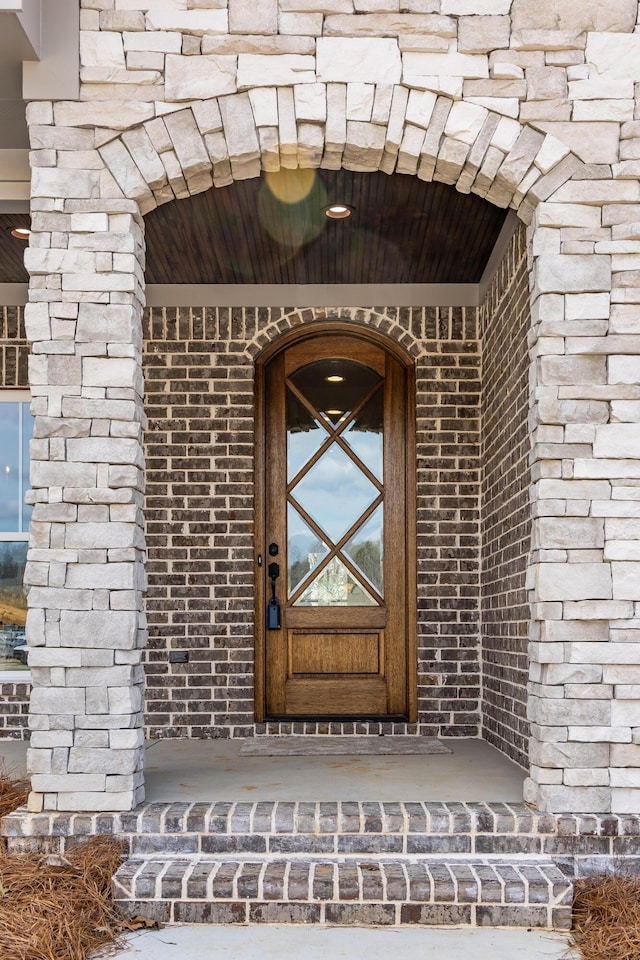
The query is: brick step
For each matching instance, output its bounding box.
[92,800,564,858]
[7,801,630,867]
[105,800,563,857]
[112,855,573,929]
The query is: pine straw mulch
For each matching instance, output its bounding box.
[0,769,151,960]
[0,837,128,960]
[0,768,29,819]
[568,873,640,960]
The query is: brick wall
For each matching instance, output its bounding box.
[480,224,531,769]
[142,306,482,739]
[0,306,27,389]
[0,281,529,752]
[415,308,481,740]
[0,305,31,740]
[0,681,30,739]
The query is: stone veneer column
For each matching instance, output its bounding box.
[23,101,147,812]
[526,182,640,815]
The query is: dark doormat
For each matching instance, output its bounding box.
[240,736,452,756]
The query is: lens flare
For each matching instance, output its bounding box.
[265,168,317,205]
[259,169,328,251]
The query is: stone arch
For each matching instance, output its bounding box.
[27,76,631,816]
[98,88,583,225]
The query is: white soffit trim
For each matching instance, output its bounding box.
[478,210,519,302]
[0,0,40,60]
[0,282,480,308]
[23,0,79,101]
[0,284,28,304]
[0,149,30,204]
[145,283,480,308]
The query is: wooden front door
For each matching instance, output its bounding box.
[256,327,416,720]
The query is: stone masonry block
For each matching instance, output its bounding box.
[458,16,510,54]
[122,31,182,54]
[343,121,386,171]
[29,688,85,715]
[536,563,612,602]
[611,562,640,600]
[539,356,606,386]
[64,667,139,688]
[612,789,640,814]
[229,0,277,34]
[294,83,327,122]
[83,358,140,390]
[32,774,107,792]
[542,664,604,685]
[238,55,316,89]
[65,522,144,550]
[536,518,604,550]
[443,1,510,12]
[66,563,141,590]
[32,168,100,200]
[569,726,632,742]
[68,748,141,775]
[612,701,640,726]
[31,462,97,489]
[108,686,143,715]
[145,9,228,35]
[531,741,609,768]
[403,51,489,83]
[165,55,237,101]
[163,110,211,178]
[586,32,640,85]
[513,0,636,31]
[346,83,374,122]
[59,610,138,650]
[110,729,144,750]
[570,643,640,665]
[317,39,402,84]
[609,356,640,384]
[81,31,126,69]
[530,697,611,726]
[536,255,612,294]
[249,88,278,127]
[66,438,143,466]
[76,303,139,343]
[55,792,138,812]
[444,101,487,145]
[594,425,640,459]
[219,93,260,162]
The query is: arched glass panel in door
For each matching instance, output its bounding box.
[286,358,384,607]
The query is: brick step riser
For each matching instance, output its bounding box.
[125,834,596,856]
[112,855,573,930]
[114,858,571,906]
[114,898,565,928]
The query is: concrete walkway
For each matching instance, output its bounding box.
[112,925,572,959]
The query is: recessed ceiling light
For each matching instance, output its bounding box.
[10,227,30,241]
[325,204,352,220]
[326,409,343,416]
[325,375,344,383]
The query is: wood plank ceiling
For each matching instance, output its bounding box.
[1,170,508,284]
[0,215,31,282]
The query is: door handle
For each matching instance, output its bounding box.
[267,560,281,630]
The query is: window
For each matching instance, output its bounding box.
[0,392,32,674]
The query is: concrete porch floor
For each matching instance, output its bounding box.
[1,737,525,803]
